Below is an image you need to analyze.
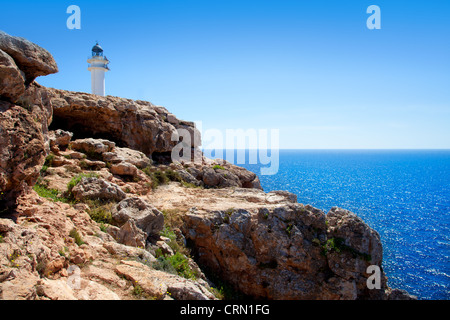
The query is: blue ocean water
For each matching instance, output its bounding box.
[218,149,450,300]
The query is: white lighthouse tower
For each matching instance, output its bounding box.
[87,43,109,96]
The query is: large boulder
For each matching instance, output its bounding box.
[111,197,164,239]
[102,147,152,169]
[109,162,138,177]
[0,31,58,84]
[48,129,73,149]
[196,163,262,190]
[71,177,126,202]
[69,138,115,157]
[114,219,147,248]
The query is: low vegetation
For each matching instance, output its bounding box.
[321,237,372,262]
[142,167,183,189]
[152,209,199,280]
[33,181,70,203]
[153,251,197,280]
[69,228,84,246]
[84,199,115,225]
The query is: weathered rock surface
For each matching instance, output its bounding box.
[115,260,215,300]
[111,197,164,239]
[102,147,152,169]
[326,207,386,299]
[48,129,73,149]
[47,88,191,159]
[109,162,138,177]
[171,160,263,190]
[71,177,126,202]
[181,202,415,300]
[0,31,57,213]
[0,102,47,213]
[0,191,215,300]
[115,219,147,248]
[0,49,25,102]
[0,31,58,84]
[69,138,115,156]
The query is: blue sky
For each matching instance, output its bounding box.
[1,0,449,149]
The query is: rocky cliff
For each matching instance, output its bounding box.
[0,30,415,300]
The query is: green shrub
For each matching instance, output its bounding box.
[132,283,144,297]
[69,228,84,246]
[180,181,201,189]
[44,153,55,167]
[165,169,181,182]
[160,226,183,253]
[153,252,196,280]
[321,237,372,262]
[142,167,182,189]
[142,166,153,177]
[99,223,108,233]
[86,200,113,224]
[33,183,69,203]
[153,170,169,185]
[213,165,224,170]
[285,223,294,236]
[153,254,178,275]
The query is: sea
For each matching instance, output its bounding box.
[209,149,450,300]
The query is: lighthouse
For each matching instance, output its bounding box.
[87,42,109,96]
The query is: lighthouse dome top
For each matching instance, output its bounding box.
[92,43,103,53]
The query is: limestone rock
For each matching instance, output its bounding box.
[102,241,156,264]
[267,190,298,203]
[0,272,39,300]
[115,260,215,300]
[182,204,329,299]
[0,103,47,212]
[182,203,397,300]
[325,207,386,299]
[36,278,76,300]
[109,162,138,177]
[386,288,417,300]
[176,169,202,186]
[0,49,25,102]
[71,177,126,202]
[202,168,220,187]
[102,147,151,169]
[48,88,182,158]
[195,163,262,190]
[48,129,73,149]
[69,138,115,156]
[0,31,58,84]
[116,219,147,248]
[111,197,164,238]
[75,279,120,300]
